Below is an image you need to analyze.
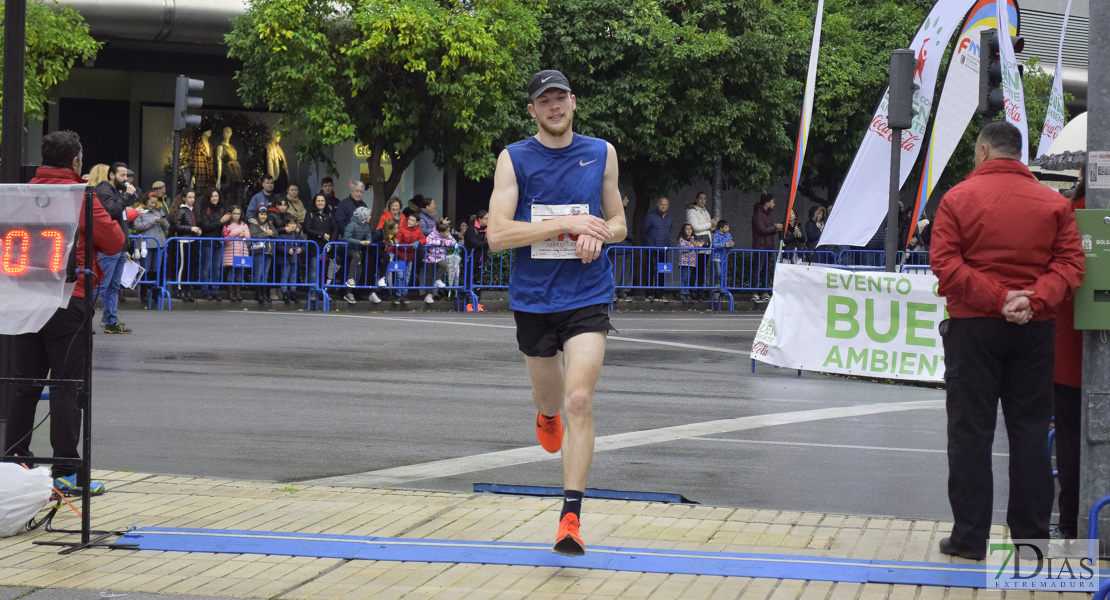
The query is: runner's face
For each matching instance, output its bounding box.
[530,89,574,136]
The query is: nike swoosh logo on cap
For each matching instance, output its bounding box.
[542,76,554,83]
[579,159,597,167]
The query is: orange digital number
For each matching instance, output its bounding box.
[41,229,65,272]
[2,228,31,275]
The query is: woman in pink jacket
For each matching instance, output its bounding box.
[222,206,251,302]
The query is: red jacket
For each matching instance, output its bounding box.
[1054,195,1085,387]
[393,219,426,261]
[932,158,1084,320]
[30,166,126,299]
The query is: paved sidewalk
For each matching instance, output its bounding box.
[0,471,1089,599]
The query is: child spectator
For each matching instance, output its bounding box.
[131,193,169,302]
[712,220,736,300]
[422,221,457,304]
[222,206,250,302]
[394,209,427,304]
[452,219,468,244]
[677,223,703,303]
[248,207,275,304]
[342,206,374,305]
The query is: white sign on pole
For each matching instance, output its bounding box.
[751,264,948,383]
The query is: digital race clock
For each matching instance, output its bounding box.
[0,183,84,335]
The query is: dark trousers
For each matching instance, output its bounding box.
[943,317,1055,553]
[4,296,88,480]
[1054,383,1081,538]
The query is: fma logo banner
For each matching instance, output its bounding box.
[986,539,1099,591]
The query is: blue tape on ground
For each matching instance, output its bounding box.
[472,483,692,504]
[121,527,1002,588]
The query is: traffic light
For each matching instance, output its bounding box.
[979,29,1003,117]
[173,75,204,131]
[887,49,919,130]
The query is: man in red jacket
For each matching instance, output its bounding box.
[4,130,126,494]
[931,122,1084,560]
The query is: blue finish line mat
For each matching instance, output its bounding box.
[122,527,996,589]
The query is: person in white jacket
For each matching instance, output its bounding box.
[685,192,716,299]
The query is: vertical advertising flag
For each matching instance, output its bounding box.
[819,0,977,248]
[784,0,826,242]
[909,0,1019,235]
[1036,0,1072,159]
[996,0,1029,163]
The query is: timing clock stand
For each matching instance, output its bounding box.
[0,188,137,554]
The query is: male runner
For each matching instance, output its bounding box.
[487,69,626,556]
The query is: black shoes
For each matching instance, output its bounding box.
[938,537,985,561]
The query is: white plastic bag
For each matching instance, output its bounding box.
[0,464,53,537]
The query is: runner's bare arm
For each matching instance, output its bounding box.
[487,149,612,252]
[600,142,626,243]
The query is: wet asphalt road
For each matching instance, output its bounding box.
[24,308,1028,523]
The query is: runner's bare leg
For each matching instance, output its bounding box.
[558,331,607,490]
[525,352,565,419]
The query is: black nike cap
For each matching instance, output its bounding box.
[528,70,572,100]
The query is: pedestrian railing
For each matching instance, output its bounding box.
[136,239,931,312]
[127,235,170,309]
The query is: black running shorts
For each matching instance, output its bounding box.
[514,303,614,358]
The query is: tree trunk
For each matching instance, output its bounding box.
[711,158,723,221]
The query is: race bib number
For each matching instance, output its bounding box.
[531,204,589,259]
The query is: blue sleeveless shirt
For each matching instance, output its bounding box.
[506,133,614,313]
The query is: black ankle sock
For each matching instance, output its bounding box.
[560,490,584,520]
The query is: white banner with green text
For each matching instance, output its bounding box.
[751,264,948,382]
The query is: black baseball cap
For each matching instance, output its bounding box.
[528,70,572,100]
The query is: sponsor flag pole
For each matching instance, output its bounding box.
[1035,0,1072,159]
[779,0,825,265]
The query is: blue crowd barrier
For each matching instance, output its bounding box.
[129,236,933,313]
[162,236,325,310]
[127,235,171,309]
[320,241,477,311]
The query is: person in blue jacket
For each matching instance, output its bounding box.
[640,197,673,301]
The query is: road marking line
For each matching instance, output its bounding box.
[689,438,1008,457]
[249,312,750,354]
[302,400,943,487]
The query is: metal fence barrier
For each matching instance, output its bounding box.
[320,242,477,312]
[135,237,932,313]
[161,236,325,310]
[126,235,171,310]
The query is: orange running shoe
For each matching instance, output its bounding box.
[466,304,474,312]
[477,303,485,312]
[536,412,563,453]
[553,513,585,556]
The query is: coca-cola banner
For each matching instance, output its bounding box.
[751,264,948,383]
[996,0,1029,163]
[1035,0,1071,159]
[911,0,1019,240]
[820,0,976,248]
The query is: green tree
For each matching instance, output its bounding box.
[0,0,100,145]
[226,0,541,215]
[538,0,804,239]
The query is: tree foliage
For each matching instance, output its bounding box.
[0,0,100,145]
[226,0,541,214]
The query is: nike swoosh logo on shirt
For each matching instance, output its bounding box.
[579,159,598,167]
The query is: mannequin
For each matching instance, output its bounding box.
[267,132,290,193]
[191,129,216,192]
[216,127,244,204]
